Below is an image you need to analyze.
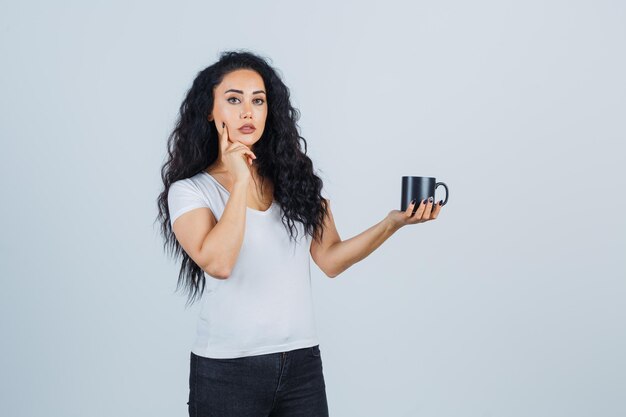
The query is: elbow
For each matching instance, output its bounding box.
[322,258,343,278]
[214,270,231,280]
[325,266,341,279]
[213,265,232,280]
[202,261,232,280]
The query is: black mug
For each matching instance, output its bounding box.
[401,176,449,212]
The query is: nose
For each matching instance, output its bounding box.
[240,104,252,118]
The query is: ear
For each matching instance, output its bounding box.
[207,114,214,122]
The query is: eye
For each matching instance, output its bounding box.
[226,97,265,105]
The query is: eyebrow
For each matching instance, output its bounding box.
[224,89,266,95]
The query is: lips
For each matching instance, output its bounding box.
[238,124,256,133]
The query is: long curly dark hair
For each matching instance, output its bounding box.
[156,49,329,307]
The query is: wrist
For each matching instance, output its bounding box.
[383,215,402,234]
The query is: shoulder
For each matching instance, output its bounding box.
[169,177,194,194]
[169,172,209,192]
[168,172,218,205]
[167,174,217,227]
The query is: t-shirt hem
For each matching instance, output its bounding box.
[191,338,320,359]
[170,204,211,226]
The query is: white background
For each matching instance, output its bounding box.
[1,0,624,416]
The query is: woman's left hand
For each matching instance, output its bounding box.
[385,197,443,230]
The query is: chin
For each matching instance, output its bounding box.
[238,134,261,143]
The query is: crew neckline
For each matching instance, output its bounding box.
[202,171,276,215]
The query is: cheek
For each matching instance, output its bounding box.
[255,111,268,127]
[253,104,267,115]
[214,104,236,118]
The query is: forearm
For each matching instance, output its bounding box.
[326,217,400,277]
[201,181,248,277]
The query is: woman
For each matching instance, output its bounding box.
[156,50,443,416]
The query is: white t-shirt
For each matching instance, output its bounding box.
[167,171,320,358]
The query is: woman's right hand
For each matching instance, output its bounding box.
[219,122,257,183]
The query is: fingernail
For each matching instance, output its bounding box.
[428,197,433,203]
[411,198,416,205]
[222,122,225,128]
[438,200,443,206]
[422,199,427,205]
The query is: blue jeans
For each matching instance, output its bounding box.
[188,345,329,416]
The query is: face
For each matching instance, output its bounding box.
[208,69,268,150]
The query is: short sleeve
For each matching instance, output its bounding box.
[167,180,211,227]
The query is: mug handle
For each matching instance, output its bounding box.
[435,182,449,206]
